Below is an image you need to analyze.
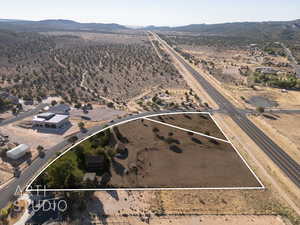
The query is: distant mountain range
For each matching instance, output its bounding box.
[0,18,299,41]
[0,19,128,32]
[143,20,300,40]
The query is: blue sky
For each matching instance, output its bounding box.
[1,0,300,26]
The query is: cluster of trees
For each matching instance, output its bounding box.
[0,30,55,62]
[34,129,113,189]
[286,41,300,64]
[1,30,184,104]
[160,33,261,50]
[263,43,286,57]
[0,97,12,112]
[252,72,300,89]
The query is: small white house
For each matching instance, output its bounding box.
[7,144,30,160]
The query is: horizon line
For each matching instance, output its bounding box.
[1,17,299,28]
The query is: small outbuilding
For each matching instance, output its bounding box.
[50,104,71,115]
[85,154,105,172]
[7,144,30,160]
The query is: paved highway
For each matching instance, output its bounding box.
[152,32,300,188]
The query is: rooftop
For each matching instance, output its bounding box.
[33,113,69,124]
[7,144,29,155]
[37,112,55,119]
[50,104,71,114]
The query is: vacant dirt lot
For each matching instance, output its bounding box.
[228,85,300,110]
[76,190,292,225]
[70,105,127,122]
[250,113,300,164]
[109,118,261,188]
[132,215,288,225]
[148,113,227,140]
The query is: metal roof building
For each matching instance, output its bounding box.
[33,113,70,129]
[7,144,29,160]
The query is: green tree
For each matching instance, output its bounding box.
[51,100,57,106]
[256,106,265,113]
[68,136,78,144]
[37,145,45,158]
[47,152,83,188]
[78,122,85,130]
[37,145,44,152]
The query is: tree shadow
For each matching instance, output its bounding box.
[157,116,165,122]
[263,114,277,120]
[165,137,180,145]
[115,148,128,160]
[191,137,202,144]
[199,114,209,120]
[112,159,126,176]
[187,131,194,136]
[155,134,165,141]
[88,196,108,225]
[209,139,220,145]
[184,114,192,120]
[106,190,119,201]
[169,145,183,153]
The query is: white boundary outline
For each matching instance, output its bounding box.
[209,114,265,189]
[26,111,264,191]
[144,118,229,143]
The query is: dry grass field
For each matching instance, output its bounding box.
[109,117,261,188]
[148,113,227,140]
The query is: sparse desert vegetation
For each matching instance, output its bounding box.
[0,30,187,107]
[160,33,300,88]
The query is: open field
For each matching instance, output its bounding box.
[148,113,226,140]
[32,113,261,189]
[250,113,300,164]
[61,189,297,225]
[228,85,300,110]
[110,118,260,188]
[127,215,288,225]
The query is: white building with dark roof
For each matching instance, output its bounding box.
[33,112,70,129]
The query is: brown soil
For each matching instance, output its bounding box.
[127,215,288,225]
[109,118,261,188]
[250,113,300,164]
[148,113,227,140]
